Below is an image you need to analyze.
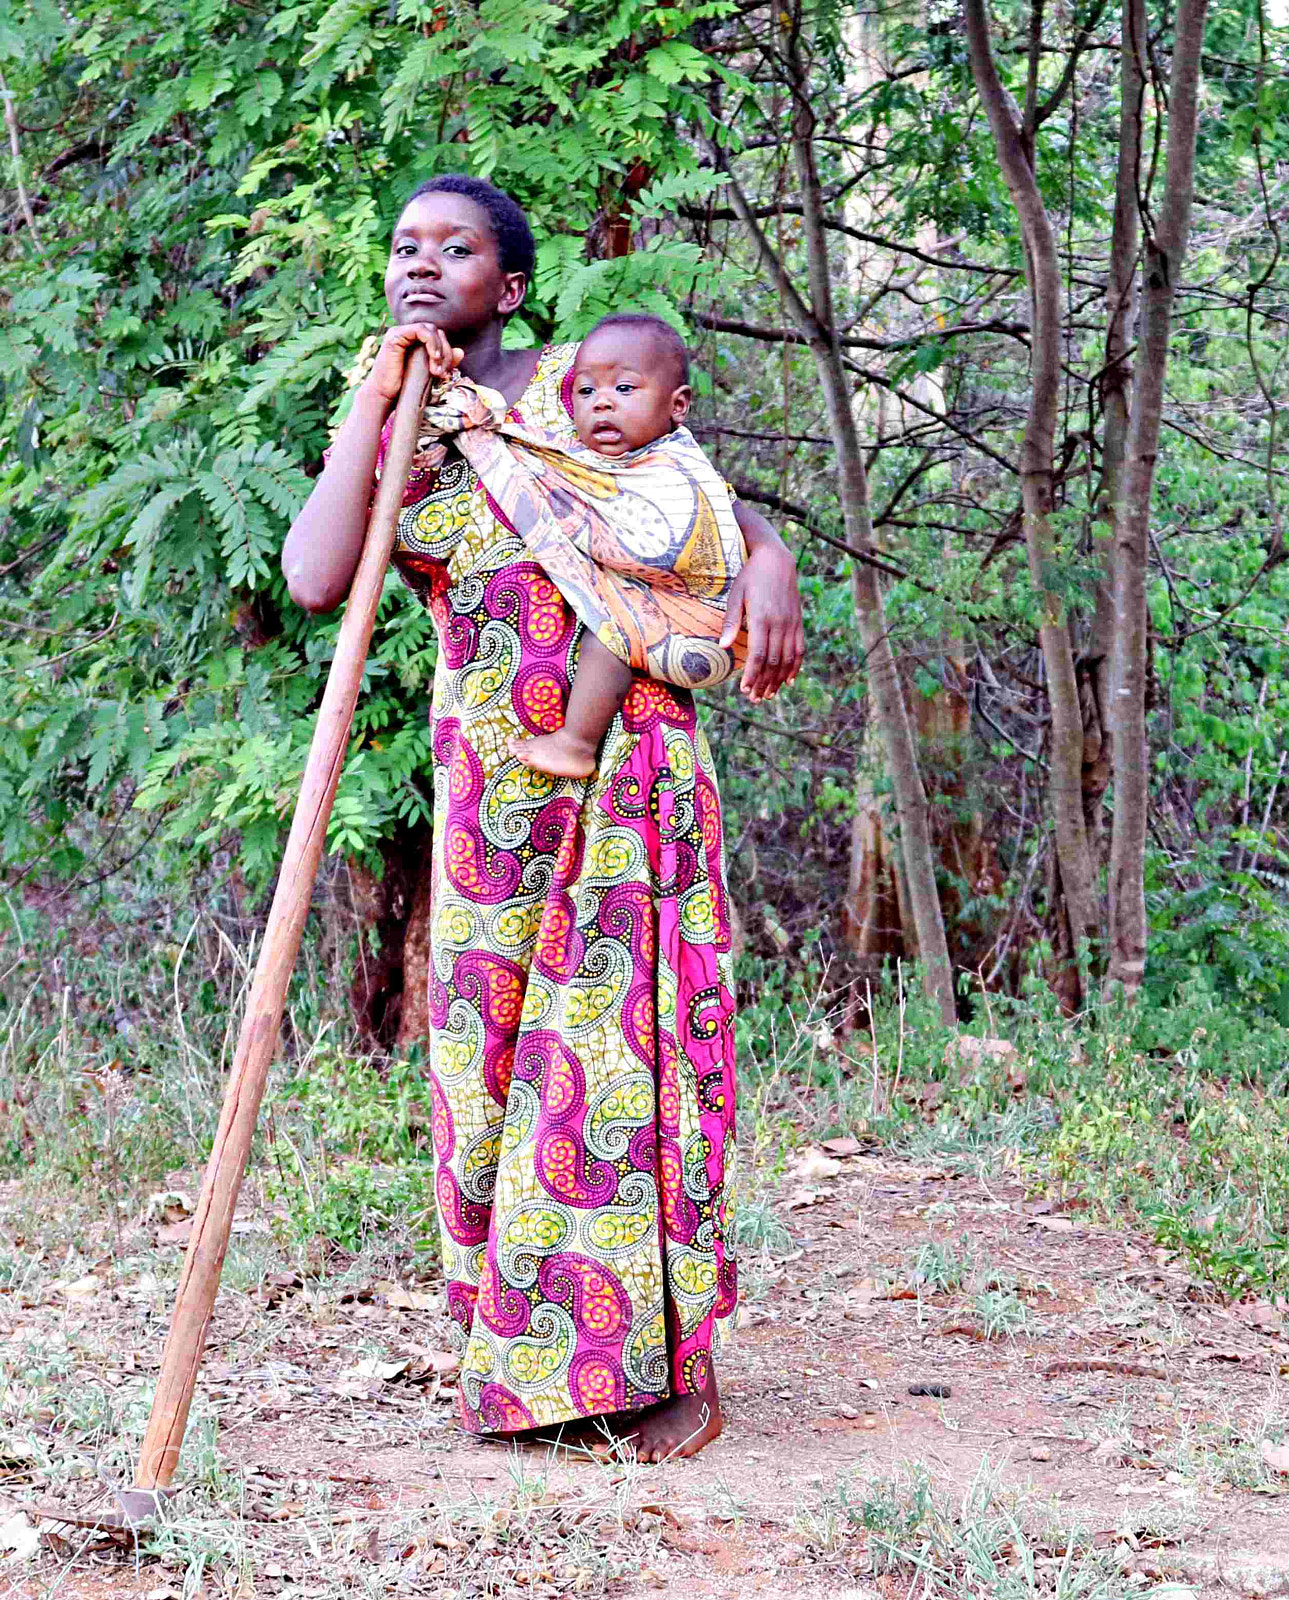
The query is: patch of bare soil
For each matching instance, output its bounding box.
[2,1153,1287,1599]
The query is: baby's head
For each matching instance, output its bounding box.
[571,314,691,458]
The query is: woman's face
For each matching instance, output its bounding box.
[384,192,525,340]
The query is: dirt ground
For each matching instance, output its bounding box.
[2,1148,1288,1598]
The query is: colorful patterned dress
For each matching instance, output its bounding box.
[383,344,738,1432]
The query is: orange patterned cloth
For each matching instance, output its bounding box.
[409,375,748,690]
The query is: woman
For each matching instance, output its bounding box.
[283,174,804,1461]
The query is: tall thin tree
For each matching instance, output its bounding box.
[717,1,957,1024]
[964,0,1100,999]
[1107,0,1212,994]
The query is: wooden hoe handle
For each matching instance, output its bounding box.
[135,347,432,1490]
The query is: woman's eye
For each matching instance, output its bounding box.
[444,244,471,258]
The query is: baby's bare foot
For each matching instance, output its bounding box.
[593,1365,723,1464]
[510,731,597,779]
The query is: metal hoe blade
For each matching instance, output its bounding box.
[18,1486,180,1535]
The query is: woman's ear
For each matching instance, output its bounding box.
[499,272,527,317]
[670,385,692,423]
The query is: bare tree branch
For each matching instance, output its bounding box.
[0,71,41,247]
[692,310,1033,353]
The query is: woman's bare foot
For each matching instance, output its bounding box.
[510,730,598,779]
[594,1365,723,1463]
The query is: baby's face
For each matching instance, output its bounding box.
[571,327,690,457]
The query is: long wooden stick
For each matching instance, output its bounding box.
[135,348,431,1491]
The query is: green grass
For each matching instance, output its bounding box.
[911,1239,976,1294]
[5,854,1289,1595]
[796,1461,1164,1596]
[849,970,1289,1299]
[7,830,1289,1298]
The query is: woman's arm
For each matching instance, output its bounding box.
[722,501,806,702]
[282,325,460,614]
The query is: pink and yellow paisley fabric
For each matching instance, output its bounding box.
[402,372,747,691]
[379,344,739,1433]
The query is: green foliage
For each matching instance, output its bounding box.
[912,1240,973,1294]
[277,1049,434,1164]
[5,0,1289,1093]
[971,1287,1033,1339]
[270,1154,432,1252]
[859,971,1289,1297]
[848,1466,939,1577]
[0,0,746,887]
[266,1049,437,1249]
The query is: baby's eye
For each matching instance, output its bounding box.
[616,383,635,394]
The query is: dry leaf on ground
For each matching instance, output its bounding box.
[334,1357,410,1394]
[141,1190,194,1225]
[794,1149,843,1182]
[407,1348,460,1380]
[57,1275,99,1302]
[945,1036,1019,1073]
[1260,1438,1289,1473]
[1240,1301,1285,1335]
[0,1510,40,1563]
[383,1287,442,1311]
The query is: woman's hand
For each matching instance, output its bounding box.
[283,325,461,614]
[363,324,463,406]
[723,503,806,703]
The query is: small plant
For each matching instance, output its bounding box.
[733,1196,795,1258]
[1160,1408,1289,1492]
[0,1250,39,1292]
[269,1152,432,1252]
[276,1050,435,1164]
[911,1240,974,1294]
[1148,1202,1289,1299]
[826,1460,1151,1595]
[841,1465,942,1577]
[972,1288,1033,1340]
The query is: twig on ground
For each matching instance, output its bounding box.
[1041,1358,1168,1380]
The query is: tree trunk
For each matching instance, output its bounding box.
[721,15,956,1025]
[844,720,909,972]
[1107,0,1211,996]
[839,10,995,987]
[397,840,433,1052]
[348,820,432,1052]
[964,0,1097,994]
[1086,0,1147,857]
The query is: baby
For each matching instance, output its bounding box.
[509,314,741,779]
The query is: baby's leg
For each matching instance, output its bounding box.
[511,634,633,779]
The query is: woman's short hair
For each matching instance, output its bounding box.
[406,174,536,284]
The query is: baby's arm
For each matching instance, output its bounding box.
[282,325,460,614]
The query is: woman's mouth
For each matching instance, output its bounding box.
[403,291,444,308]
